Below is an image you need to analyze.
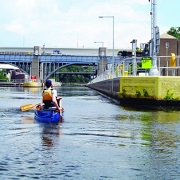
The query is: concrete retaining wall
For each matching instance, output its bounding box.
[87,78,120,100]
[120,76,180,100]
[87,76,180,107]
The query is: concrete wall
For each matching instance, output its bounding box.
[87,78,120,100]
[120,76,180,100]
[87,76,180,106]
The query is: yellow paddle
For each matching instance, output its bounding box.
[20,103,38,112]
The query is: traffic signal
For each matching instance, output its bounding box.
[170,53,176,67]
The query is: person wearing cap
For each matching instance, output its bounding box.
[41,79,63,111]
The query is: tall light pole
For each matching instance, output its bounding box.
[130,39,137,76]
[99,16,114,92]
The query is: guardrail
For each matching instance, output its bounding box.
[0,51,33,55]
[0,79,25,86]
[90,55,180,84]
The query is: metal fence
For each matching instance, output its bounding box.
[90,55,180,84]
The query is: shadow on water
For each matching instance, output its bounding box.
[121,104,180,112]
[40,123,62,148]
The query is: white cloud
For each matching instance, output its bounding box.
[5,20,26,35]
[0,0,179,49]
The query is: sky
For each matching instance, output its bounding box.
[0,0,179,50]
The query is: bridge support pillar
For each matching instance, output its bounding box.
[98,47,107,76]
[31,57,39,81]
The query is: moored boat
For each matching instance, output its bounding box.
[23,75,42,87]
[23,81,42,87]
[34,109,61,123]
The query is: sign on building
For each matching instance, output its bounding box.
[142,57,152,69]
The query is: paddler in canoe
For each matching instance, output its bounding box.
[36,79,63,111]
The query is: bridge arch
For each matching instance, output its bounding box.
[0,53,123,82]
[44,62,97,80]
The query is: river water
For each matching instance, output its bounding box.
[0,86,180,179]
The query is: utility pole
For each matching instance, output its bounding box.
[149,0,159,76]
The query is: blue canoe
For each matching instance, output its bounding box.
[34,110,61,123]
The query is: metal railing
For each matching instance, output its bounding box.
[0,79,25,84]
[90,55,180,84]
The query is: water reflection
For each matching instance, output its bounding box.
[152,110,180,123]
[20,110,62,148]
[39,124,62,148]
[139,111,180,160]
[21,116,35,124]
[23,87,43,94]
[117,109,180,149]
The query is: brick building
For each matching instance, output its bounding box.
[159,33,180,56]
[158,33,180,76]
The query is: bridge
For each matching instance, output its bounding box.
[0,46,124,82]
[56,72,96,75]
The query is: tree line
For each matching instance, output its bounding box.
[56,65,95,84]
[167,27,180,40]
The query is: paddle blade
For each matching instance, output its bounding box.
[60,100,63,114]
[20,104,36,111]
[59,100,64,122]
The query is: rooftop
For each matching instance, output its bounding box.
[160,33,177,39]
[0,63,19,70]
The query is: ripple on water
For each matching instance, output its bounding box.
[1,87,180,179]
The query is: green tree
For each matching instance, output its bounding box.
[167,27,180,40]
[58,65,93,84]
[0,69,9,81]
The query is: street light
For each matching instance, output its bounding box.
[130,39,137,76]
[99,16,114,92]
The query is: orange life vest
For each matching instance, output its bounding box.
[42,89,52,101]
[42,89,54,109]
